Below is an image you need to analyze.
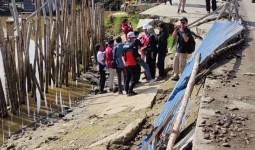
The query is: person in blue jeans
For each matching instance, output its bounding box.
[113,37,126,94]
[133,31,152,82]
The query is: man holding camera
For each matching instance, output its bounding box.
[172,17,191,81]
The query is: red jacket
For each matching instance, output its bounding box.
[121,24,133,40]
[125,51,136,66]
[105,46,113,68]
[141,34,150,55]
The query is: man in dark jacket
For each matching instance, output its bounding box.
[172,17,191,81]
[122,32,138,96]
[157,23,169,81]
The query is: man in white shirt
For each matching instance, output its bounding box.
[96,44,107,94]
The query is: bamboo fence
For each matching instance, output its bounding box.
[0,0,105,117]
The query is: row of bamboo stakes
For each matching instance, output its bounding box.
[0,0,105,117]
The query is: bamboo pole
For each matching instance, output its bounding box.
[11,0,21,37]
[25,22,33,93]
[26,1,49,21]
[6,19,19,114]
[0,19,11,108]
[0,79,8,117]
[45,18,51,93]
[37,0,44,93]
[41,0,47,21]
[166,53,201,150]
[71,0,77,81]
[141,97,183,150]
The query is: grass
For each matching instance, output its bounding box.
[167,35,177,59]
[105,12,139,37]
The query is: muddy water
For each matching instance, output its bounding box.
[0,16,91,144]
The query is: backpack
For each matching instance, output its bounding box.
[111,46,117,69]
[187,33,196,54]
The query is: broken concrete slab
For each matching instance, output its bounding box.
[113,118,145,144]
[137,19,154,29]
[88,131,122,148]
[88,118,145,148]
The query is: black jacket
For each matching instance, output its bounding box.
[147,35,158,54]
[158,30,169,54]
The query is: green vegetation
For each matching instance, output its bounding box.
[105,12,139,37]
[167,35,177,59]
[76,5,82,11]
[167,35,174,49]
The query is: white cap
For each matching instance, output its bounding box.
[142,24,149,30]
[127,32,136,39]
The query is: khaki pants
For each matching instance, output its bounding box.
[108,68,115,89]
[173,52,187,77]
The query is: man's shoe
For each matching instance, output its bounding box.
[99,90,107,94]
[181,10,187,13]
[127,91,138,96]
[177,9,180,13]
[171,76,179,81]
[118,91,123,95]
[156,76,165,81]
[169,0,172,5]
[109,88,113,92]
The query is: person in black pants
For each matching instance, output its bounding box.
[123,32,138,96]
[134,64,141,84]
[157,23,169,81]
[96,44,106,94]
[206,0,217,13]
[125,65,136,96]
[164,0,172,5]
[146,26,158,80]
[113,37,126,94]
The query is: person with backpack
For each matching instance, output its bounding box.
[156,23,169,81]
[105,39,116,92]
[122,32,138,96]
[96,44,107,94]
[172,17,195,81]
[113,37,126,94]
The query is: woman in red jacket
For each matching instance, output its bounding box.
[121,18,133,41]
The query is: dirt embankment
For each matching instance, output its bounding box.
[193,21,255,149]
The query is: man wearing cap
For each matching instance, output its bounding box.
[122,32,138,96]
[105,39,116,92]
[121,18,133,41]
[172,17,191,81]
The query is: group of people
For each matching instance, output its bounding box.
[96,16,193,96]
[164,0,217,14]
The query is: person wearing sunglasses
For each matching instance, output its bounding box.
[171,17,191,81]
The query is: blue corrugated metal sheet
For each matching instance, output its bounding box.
[141,21,244,150]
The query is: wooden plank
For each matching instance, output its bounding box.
[166,54,201,150]
[141,97,183,150]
